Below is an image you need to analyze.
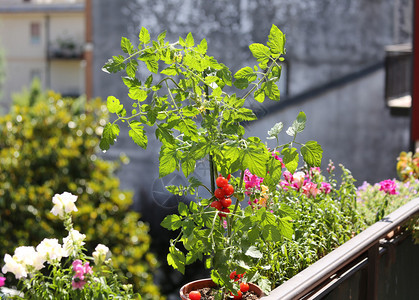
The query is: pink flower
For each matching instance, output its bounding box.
[320,182,332,194]
[379,179,398,195]
[272,152,285,168]
[0,276,6,287]
[302,182,319,198]
[244,169,264,195]
[71,260,92,290]
[279,181,290,191]
[283,171,293,183]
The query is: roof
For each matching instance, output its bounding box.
[0,3,84,13]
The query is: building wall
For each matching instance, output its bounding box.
[91,0,412,211]
[0,7,84,109]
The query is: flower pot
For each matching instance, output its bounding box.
[180,278,264,299]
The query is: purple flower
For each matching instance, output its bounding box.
[379,179,399,195]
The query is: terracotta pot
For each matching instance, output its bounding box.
[180,278,264,299]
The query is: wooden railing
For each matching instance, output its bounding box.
[263,197,419,300]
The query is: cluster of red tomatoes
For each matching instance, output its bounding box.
[229,271,249,299]
[187,271,250,300]
[211,174,234,217]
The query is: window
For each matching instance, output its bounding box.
[30,22,41,44]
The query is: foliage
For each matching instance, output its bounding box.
[1,192,140,299]
[101,24,324,297]
[242,162,365,287]
[0,89,162,300]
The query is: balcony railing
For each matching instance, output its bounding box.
[48,44,83,60]
[263,197,419,300]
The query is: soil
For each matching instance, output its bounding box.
[192,287,260,300]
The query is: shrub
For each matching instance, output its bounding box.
[0,89,162,300]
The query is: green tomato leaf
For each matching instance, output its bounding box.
[157,30,167,44]
[197,38,208,54]
[233,78,249,90]
[139,27,150,44]
[286,111,307,137]
[167,247,185,274]
[178,202,188,217]
[160,214,182,230]
[254,89,265,103]
[128,87,148,102]
[161,65,179,76]
[185,32,195,47]
[301,141,323,167]
[249,43,271,64]
[145,60,159,74]
[159,145,178,177]
[102,55,125,74]
[234,66,257,82]
[121,36,134,54]
[240,138,269,178]
[99,123,120,151]
[182,158,195,178]
[267,24,285,54]
[106,96,123,114]
[128,120,147,149]
[261,81,280,101]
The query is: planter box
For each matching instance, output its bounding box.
[263,198,419,300]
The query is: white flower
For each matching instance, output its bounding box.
[36,238,68,263]
[14,246,44,271]
[92,244,110,265]
[63,229,86,257]
[293,171,306,188]
[2,254,27,279]
[50,192,78,219]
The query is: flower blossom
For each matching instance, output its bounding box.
[2,254,27,279]
[320,182,332,194]
[63,229,86,257]
[0,276,5,287]
[51,192,78,219]
[71,259,92,290]
[244,169,264,195]
[36,238,68,263]
[292,172,306,190]
[379,179,399,195]
[302,182,320,198]
[93,244,110,265]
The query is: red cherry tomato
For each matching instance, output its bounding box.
[223,184,234,197]
[229,271,237,280]
[240,282,249,293]
[214,188,225,199]
[188,291,201,300]
[216,176,229,188]
[210,200,223,211]
[227,174,231,180]
[230,290,242,299]
[220,197,232,208]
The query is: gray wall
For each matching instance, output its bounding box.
[92,0,413,209]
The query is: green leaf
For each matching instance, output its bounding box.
[233,78,249,90]
[126,60,138,78]
[161,66,179,76]
[277,217,293,239]
[175,119,199,142]
[121,37,134,54]
[157,30,167,44]
[99,123,120,151]
[159,145,178,177]
[128,87,148,102]
[245,245,263,259]
[301,141,323,167]
[249,43,271,64]
[217,67,232,86]
[178,202,188,216]
[197,38,208,54]
[240,138,269,177]
[160,214,182,230]
[106,96,123,114]
[156,124,175,144]
[262,225,282,242]
[254,89,265,103]
[234,67,257,82]
[139,27,150,44]
[267,24,285,54]
[102,55,125,73]
[236,108,257,122]
[281,146,299,174]
[145,60,159,73]
[129,121,148,149]
[262,81,280,101]
[286,111,307,137]
[167,247,185,274]
[185,32,194,47]
[182,158,195,178]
